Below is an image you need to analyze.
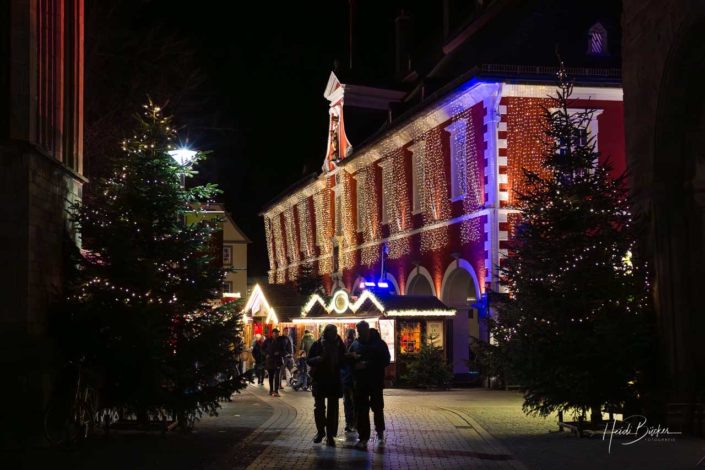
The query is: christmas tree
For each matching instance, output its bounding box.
[295,263,323,296]
[486,64,653,423]
[55,99,247,429]
[402,334,454,390]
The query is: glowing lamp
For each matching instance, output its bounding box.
[364,281,375,287]
[359,281,366,290]
[168,148,198,166]
[377,281,389,289]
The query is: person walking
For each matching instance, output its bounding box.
[349,321,391,450]
[342,329,356,432]
[279,327,294,388]
[300,329,315,356]
[263,328,286,397]
[293,350,309,391]
[306,324,353,446]
[252,334,265,386]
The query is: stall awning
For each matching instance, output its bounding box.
[243,283,308,325]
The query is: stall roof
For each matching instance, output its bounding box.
[244,283,309,324]
[300,290,456,320]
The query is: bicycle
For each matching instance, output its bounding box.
[44,362,97,446]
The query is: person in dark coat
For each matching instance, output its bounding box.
[279,327,294,388]
[262,328,287,397]
[348,321,391,450]
[306,324,354,446]
[342,329,356,432]
[252,334,265,385]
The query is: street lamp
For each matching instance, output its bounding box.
[168,148,198,188]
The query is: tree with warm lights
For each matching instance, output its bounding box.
[485,64,654,424]
[53,99,247,429]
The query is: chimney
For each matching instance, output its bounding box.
[395,9,413,77]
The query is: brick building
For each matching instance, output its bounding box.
[260,1,625,379]
[622,0,705,434]
[1,0,85,444]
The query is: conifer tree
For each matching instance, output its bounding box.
[295,263,323,296]
[55,99,246,429]
[486,65,653,423]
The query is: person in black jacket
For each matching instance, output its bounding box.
[306,324,354,446]
[252,334,265,385]
[262,328,287,397]
[348,320,391,450]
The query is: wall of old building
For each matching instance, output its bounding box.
[623,0,705,435]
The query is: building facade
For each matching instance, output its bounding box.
[261,70,625,378]
[1,0,85,445]
[622,0,705,434]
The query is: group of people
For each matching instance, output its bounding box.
[250,321,390,450]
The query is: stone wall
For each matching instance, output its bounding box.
[622,0,705,435]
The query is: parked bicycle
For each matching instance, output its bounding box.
[43,362,97,446]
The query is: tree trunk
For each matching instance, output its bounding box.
[590,405,603,424]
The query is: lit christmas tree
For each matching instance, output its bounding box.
[56,99,246,429]
[295,262,323,296]
[486,64,654,424]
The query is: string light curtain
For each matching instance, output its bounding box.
[420,129,451,253]
[340,171,357,270]
[383,149,413,259]
[265,216,276,278]
[507,97,553,204]
[271,214,287,283]
[297,199,314,261]
[283,206,299,265]
[313,186,334,274]
[356,166,381,267]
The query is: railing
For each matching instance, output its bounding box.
[481,64,622,77]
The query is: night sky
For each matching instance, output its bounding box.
[146,1,405,277]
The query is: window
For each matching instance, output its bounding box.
[588,22,608,55]
[445,119,468,200]
[409,140,426,214]
[400,321,422,354]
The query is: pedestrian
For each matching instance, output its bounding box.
[307,324,354,446]
[252,334,265,386]
[300,328,315,356]
[279,327,294,388]
[349,321,391,450]
[262,328,287,397]
[342,329,356,432]
[293,350,309,391]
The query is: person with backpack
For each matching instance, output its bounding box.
[306,324,354,446]
[349,321,391,450]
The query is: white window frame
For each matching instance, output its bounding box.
[550,107,603,166]
[409,140,426,215]
[445,118,468,201]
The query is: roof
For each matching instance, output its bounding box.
[245,283,309,323]
[301,290,455,320]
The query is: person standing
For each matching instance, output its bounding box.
[279,327,294,388]
[342,329,356,432]
[263,328,286,397]
[300,329,315,356]
[252,334,265,386]
[306,324,353,446]
[349,321,391,449]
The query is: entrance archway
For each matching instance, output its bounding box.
[405,266,436,297]
[441,259,481,375]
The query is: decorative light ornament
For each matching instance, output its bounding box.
[331,290,350,313]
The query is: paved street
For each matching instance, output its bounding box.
[235,383,705,470]
[4,384,704,470]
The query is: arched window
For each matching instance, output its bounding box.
[588,22,608,55]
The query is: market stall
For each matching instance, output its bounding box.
[293,289,456,383]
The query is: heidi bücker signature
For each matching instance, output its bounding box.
[603,415,681,454]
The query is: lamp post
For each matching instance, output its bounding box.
[168,148,198,188]
[168,148,198,225]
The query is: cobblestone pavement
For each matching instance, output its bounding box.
[2,391,272,470]
[240,385,705,470]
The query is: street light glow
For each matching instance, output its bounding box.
[168,148,198,165]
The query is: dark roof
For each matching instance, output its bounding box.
[254,284,309,323]
[258,173,317,216]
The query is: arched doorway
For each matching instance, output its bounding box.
[441,259,481,375]
[651,11,705,422]
[406,266,436,297]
